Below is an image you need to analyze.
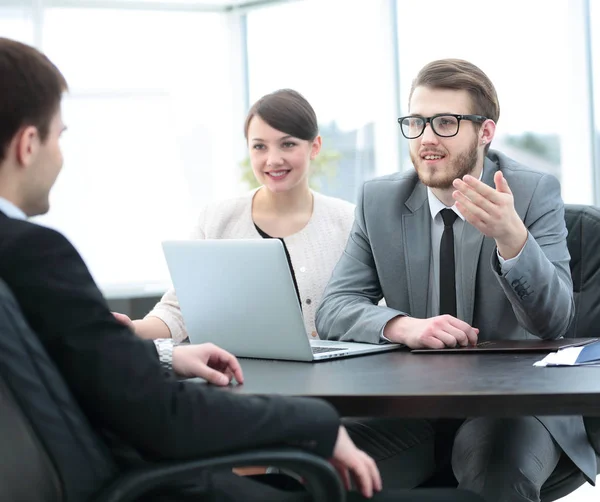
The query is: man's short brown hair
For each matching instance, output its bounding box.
[0,37,68,164]
[409,58,500,123]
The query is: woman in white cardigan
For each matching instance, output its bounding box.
[119,89,355,342]
[114,89,436,489]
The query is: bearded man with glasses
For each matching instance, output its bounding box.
[316,59,596,501]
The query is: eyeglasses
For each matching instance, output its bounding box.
[397,114,488,139]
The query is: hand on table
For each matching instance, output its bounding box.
[383,315,478,349]
[173,343,244,385]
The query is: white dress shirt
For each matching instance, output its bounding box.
[0,197,26,220]
[426,190,468,318]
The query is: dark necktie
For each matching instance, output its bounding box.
[439,208,459,317]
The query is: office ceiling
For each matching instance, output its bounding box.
[32,0,299,12]
[97,0,287,7]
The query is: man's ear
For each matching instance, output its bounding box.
[480,119,496,146]
[15,126,40,167]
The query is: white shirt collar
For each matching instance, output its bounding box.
[0,197,27,220]
[426,167,484,222]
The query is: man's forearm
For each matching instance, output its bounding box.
[382,315,408,344]
[494,233,574,338]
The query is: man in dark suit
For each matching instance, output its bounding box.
[0,38,482,502]
[316,59,598,501]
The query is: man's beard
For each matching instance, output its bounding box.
[411,136,479,189]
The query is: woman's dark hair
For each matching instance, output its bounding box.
[0,37,68,164]
[244,89,318,141]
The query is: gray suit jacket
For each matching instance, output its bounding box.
[316,150,597,482]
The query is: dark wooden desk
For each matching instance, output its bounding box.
[217,350,600,418]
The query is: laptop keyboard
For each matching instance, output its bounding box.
[312,346,348,354]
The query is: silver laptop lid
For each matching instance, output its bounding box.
[162,239,314,361]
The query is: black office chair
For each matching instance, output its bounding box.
[537,204,600,501]
[0,279,344,502]
[564,204,600,338]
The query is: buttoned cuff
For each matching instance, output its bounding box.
[496,239,528,275]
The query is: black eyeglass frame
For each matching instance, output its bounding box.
[397,113,488,139]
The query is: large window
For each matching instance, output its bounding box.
[396,0,575,194]
[591,0,600,196]
[2,0,600,298]
[246,0,399,203]
[24,7,245,296]
[0,5,33,44]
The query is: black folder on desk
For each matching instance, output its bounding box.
[411,338,599,354]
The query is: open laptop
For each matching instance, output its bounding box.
[161,239,401,362]
[411,338,599,354]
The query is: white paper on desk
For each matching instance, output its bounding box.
[533,346,588,367]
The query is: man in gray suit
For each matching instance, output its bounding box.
[316,59,597,501]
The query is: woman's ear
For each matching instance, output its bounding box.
[310,135,322,160]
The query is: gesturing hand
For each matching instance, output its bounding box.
[452,171,527,259]
[172,343,244,386]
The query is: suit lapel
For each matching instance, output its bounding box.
[460,220,485,325]
[460,158,497,325]
[402,183,431,319]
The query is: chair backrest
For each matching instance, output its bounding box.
[564,204,600,338]
[0,279,118,501]
[0,373,62,502]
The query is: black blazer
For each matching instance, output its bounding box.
[0,212,339,466]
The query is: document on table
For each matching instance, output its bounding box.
[534,341,600,367]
